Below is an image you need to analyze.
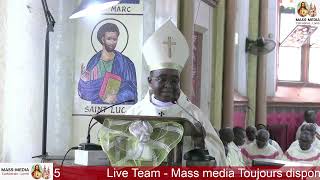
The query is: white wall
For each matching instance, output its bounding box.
[0,0,7,161]
[2,0,46,162]
[155,0,179,29]
[234,0,249,96]
[47,0,76,155]
[266,0,277,96]
[141,0,156,96]
[2,0,76,162]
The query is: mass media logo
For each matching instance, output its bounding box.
[297,1,317,17]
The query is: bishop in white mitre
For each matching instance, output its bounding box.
[126,20,227,166]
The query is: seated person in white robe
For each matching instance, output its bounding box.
[296,110,320,140]
[283,124,320,165]
[289,138,320,152]
[126,20,226,166]
[290,123,320,151]
[219,128,244,166]
[233,127,246,149]
[256,124,283,156]
[245,126,257,145]
[241,129,281,166]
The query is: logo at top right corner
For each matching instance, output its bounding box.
[297,1,317,17]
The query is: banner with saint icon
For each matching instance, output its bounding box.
[72,0,143,115]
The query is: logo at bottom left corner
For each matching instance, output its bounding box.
[31,164,51,179]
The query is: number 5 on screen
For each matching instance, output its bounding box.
[54,168,61,178]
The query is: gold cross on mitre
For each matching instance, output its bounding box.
[162,36,176,58]
[142,20,189,72]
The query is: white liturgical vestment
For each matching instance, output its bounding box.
[241,143,281,166]
[245,139,283,156]
[283,140,320,166]
[126,91,227,166]
[270,139,283,156]
[227,142,245,166]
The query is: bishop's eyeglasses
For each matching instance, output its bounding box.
[150,76,180,84]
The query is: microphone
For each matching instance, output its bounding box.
[172,101,206,139]
[173,100,215,164]
[79,99,134,150]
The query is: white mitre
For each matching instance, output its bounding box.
[142,20,189,72]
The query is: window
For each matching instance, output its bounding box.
[278,0,320,85]
[309,34,320,84]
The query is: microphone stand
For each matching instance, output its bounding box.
[173,101,206,148]
[174,101,215,165]
[79,99,134,150]
[32,0,55,160]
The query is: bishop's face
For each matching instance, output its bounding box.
[102,31,119,52]
[148,69,180,102]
